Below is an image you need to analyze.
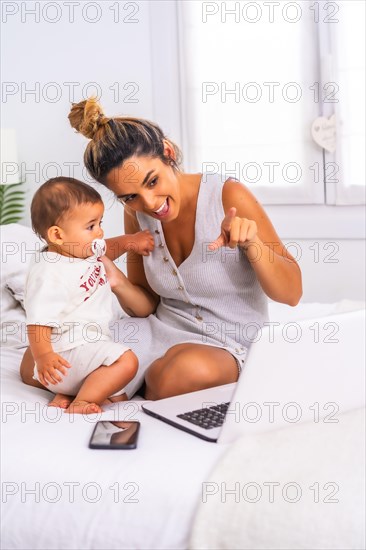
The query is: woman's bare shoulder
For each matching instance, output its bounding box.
[222,177,263,218]
[221,177,289,256]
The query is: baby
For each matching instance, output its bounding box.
[24,176,153,414]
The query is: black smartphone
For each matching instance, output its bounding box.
[89,421,140,449]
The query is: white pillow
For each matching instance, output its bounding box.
[0,223,43,305]
[0,224,43,348]
[0,288,28,349]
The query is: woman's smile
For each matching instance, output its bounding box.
[152,198,170,218]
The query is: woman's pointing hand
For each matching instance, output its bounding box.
[208,207,258,250]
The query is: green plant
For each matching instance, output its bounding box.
[0,182,25,225]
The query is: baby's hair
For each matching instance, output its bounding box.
[31,177,103,240]
[68,97,183,186]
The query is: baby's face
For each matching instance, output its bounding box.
[54,201,104,259]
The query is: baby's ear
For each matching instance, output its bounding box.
[47,225,64,244]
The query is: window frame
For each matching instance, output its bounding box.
[149,0,365,238]
[318,1,366,205]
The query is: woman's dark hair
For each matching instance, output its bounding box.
[31,177,103,240]
[68,98,183,185]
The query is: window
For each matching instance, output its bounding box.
[327,0,365,204]
[176,0,365,206]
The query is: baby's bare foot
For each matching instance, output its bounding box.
[64,400,102,414]
[48,393,73,409]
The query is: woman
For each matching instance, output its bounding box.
[21,98,302,401]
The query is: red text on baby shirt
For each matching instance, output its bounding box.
[79,262,107,301]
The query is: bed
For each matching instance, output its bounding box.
[1,224,365,550]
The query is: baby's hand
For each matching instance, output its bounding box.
[100,255,126,289]
[128,230,155,256]
[35,352,71,386]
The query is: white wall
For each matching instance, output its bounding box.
[269,206,365,303]
[283,239,365,303]
[1,1,365,304]
[1,0,159,238]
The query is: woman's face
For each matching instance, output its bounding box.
[106,154,181,222]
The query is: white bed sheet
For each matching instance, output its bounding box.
[1,346,228,550]
[1,300,364,549]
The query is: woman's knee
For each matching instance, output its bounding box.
[164,344,237,382]
[145,345,237,400]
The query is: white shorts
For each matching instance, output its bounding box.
[33,340,131,397]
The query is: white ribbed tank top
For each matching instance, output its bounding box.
[119,172,269,397]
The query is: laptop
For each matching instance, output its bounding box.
[142,309,365,443]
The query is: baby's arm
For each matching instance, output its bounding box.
[105,231,154,261]
[27,325,71,387]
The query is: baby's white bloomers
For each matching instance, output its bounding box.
[32,340,127,397]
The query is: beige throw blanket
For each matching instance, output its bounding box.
[190,407,365,549]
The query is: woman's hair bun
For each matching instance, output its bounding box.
[68,97,109,140]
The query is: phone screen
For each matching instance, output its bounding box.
[89,421,140,449]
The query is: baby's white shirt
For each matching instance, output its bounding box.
[24,250,114,352]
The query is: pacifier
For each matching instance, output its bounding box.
[91,238,107,257]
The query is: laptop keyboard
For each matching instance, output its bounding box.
[177,402,230,430]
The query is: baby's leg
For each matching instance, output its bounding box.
[65,351,138,414]
[20,347,44,389]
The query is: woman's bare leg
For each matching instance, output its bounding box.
[104,394,129,404]
[144,343,239,400]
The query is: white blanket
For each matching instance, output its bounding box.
[189,407,365,549]
[0,347,228,550]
